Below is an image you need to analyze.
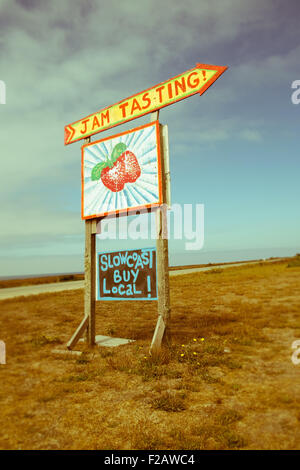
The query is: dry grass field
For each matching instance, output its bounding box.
[0,273,84,289]
[0,258,300,450]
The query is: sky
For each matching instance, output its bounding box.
[0,0,299,276]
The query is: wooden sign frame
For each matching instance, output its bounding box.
[67,111,170,351]
[81,121,163,220]
[97,247,157,301]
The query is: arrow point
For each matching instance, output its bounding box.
[64,125,75,145]
[196,63,228,73]
[195,63,228,96]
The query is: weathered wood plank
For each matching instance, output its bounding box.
[162,124,171,207]
[150,315,166,351]
[85,218,96,346]
[150,114,171,352]
[83,136,96,347]
[67,315,89,350]
[155,205,170,336]
[53,348,83,357]
[150,110,159,122]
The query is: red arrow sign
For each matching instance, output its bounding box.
[64,63,227,145]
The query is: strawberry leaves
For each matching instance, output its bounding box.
[91,162,106,181]
[91,143,127,181]
[110,142,127,164]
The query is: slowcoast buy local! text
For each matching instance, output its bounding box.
[99,249,154,297]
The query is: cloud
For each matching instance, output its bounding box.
[239,129,262,142]
[15,0,41,11]
[0,0,299,275]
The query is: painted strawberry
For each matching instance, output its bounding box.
[100,159,127,192]
[90,142,141,192]
[119,150,141,183]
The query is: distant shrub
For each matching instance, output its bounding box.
[222,430,246,449]
[31,334,62,347]
[60,275,75,282]
[204,268,223,275]
[150,391,186,412]
[217,409,243,425]
[287,255,300,268]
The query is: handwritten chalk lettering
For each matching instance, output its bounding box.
[113,269,139,284]
[98,248,157,300]
[103,279,142,296]
[100,250,153,272]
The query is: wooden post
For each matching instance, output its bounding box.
[84,137,96,346]
[161,124,171,208]
[66,139,98,350]
[150,112,171,351]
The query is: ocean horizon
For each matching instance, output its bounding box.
[0,246,298,280]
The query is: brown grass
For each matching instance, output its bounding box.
[0,273,84,289]
[0,260,300,449]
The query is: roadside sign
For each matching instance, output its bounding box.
[65,63,227,145]
[82,121,162,219]
[97,247,157,301]
[66,61,228,351]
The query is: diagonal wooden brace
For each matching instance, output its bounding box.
[150,315,166,352]
[67,316,89,350]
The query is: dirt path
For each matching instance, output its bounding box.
[0,280,85,300]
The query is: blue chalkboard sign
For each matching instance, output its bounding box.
[97,247,157,301]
